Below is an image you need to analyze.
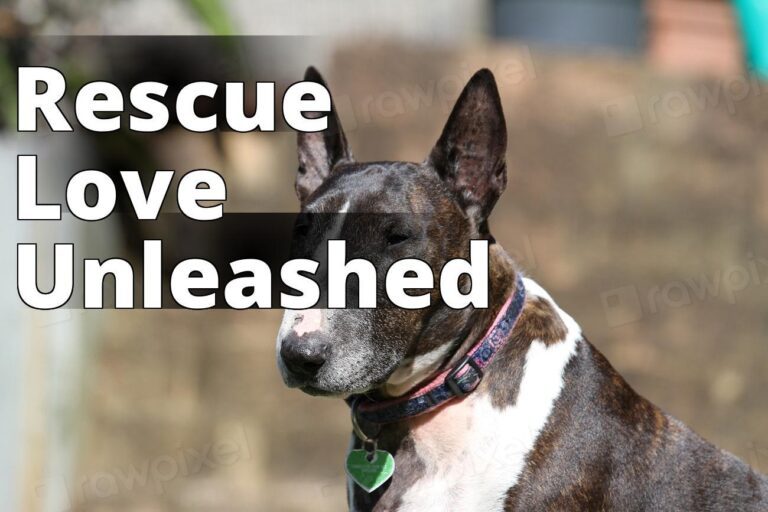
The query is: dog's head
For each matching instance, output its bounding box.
[276,67,507,396]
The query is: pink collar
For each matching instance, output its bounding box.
[349,273,527,424]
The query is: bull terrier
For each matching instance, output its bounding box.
[276,67,768,511]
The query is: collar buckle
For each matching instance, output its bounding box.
[445,355,484,398]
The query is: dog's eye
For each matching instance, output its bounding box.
[294,214,311,237]
[386,233,410,246]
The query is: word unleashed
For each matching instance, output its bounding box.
[17,240,490,310]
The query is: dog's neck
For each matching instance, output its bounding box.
[380,243,519,398]
[349,250,585,511]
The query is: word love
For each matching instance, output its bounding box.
[18,67,330,133]
[17,156,224,221]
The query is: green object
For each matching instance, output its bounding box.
[733,0,768,79]
[346,449,395,493]
[182,0,236,35]
[0,43,16,130]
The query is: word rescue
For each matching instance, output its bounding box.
[17,67,330,133]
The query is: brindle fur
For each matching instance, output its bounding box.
[278,67,768,511]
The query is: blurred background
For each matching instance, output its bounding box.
[2,0,768,511]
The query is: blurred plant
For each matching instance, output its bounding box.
[0,7,25,132]
[0,43,17,131]
[0,0,238,132]
[180,0,236,36]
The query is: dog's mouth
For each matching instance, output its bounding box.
[299,384,343,397]
[296,377,381,398]
[295,374,379,397]
[279,368,345,396]
[282,372,358,397]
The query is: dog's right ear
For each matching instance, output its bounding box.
[295,67,353,204]
[427,69,507,227]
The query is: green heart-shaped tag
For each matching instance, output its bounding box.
[345,449,395,493]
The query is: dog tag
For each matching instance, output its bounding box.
[346,449,395,493]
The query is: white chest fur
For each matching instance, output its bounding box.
[392,278,581,511]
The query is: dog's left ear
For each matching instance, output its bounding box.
[295,66,353,204]
[428,69,507,225]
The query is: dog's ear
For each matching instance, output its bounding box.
[428,69,507,225]
[295,66,353,204]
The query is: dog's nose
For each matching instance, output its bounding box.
[280,333,329,380]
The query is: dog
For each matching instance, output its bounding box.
[276,67,768,511]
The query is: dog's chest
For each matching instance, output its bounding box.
[377,349,575,511]
[351,279,581,512]
[394,394,524,511]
